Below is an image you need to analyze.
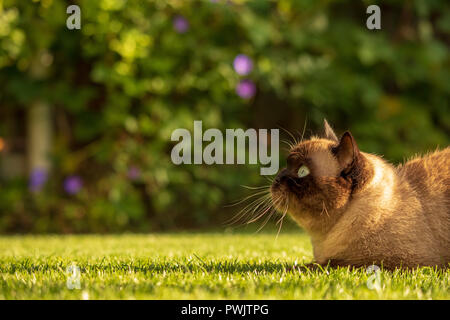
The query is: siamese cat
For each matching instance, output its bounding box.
[271,120,449,269]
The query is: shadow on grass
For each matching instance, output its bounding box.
[1,258,446,275]
[0,258,318,274]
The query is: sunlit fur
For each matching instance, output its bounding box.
[271,120,450,270]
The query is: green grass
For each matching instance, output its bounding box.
[0,232,448,299]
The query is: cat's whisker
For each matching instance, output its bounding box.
[250,195,275,215]
[255,207,277,233]
[245,198,280,224]
[278,125,300,149]
[225,194,272,226]
[224,189,269,208]
[225,170,287,231]
[227,208,268,225]
[240,185,271,190]
[276,197,289,226]
[244,194,281,222]
[248,195,284,228]
[245,207,272,225]
[224,184,273,224]
[281,139,295,150]
[298,116,308,143]
[282,146,293,153]
[275,197,289,240]
[264,176,275,184]
[244,197,274,224]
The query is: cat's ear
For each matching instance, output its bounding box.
[323,119,338,142]
[333,131,359,170]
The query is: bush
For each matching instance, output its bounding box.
[0,0,448,232]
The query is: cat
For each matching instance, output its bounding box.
[271,120,450,269]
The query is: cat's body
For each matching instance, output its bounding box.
[271,120,449,269]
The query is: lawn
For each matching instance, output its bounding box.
[0,232,448,299]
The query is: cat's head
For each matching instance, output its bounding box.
[271,120,372,231]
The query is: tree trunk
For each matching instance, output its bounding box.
[27,51,53,174]
[27,101,52,173]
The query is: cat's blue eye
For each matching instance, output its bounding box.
[297,165,310,178]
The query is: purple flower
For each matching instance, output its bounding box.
[127,166,141,181]
[173,15,189,33]
[64,175,83,195]
[29,168,48,192]
[233,54,253,75]
[236,79,256,99]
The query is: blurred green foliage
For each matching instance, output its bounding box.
[0,0,449,233]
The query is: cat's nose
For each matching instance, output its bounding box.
[274,168,289,184]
